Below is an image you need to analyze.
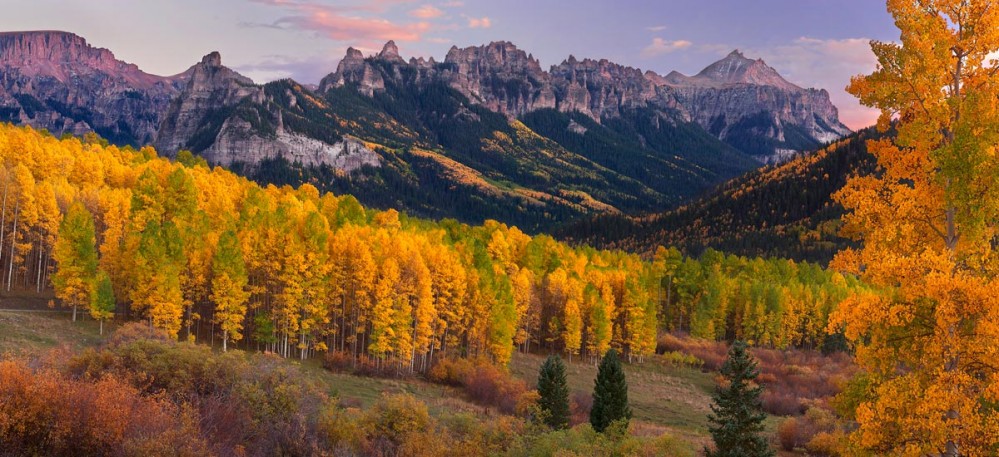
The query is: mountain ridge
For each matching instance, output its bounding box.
[0,30,855,231]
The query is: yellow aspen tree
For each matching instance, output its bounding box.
[425,243,467,358]
[370,257,400,360]
[406,247,435,371]
[210,230,249,352]
[562,275,584,359]
[51,201,97,322]
[511,267,533,350]
[830,1,999,454]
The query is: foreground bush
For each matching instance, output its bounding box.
[0,360,208,456]
[66,323,334,456]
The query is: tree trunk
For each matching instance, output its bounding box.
[0,178,8,276]
[35,237,44,293]
[223,329,228,352]
[72,303,77,322]
[6,203,18,292]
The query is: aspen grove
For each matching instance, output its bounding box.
[3,124,865,370]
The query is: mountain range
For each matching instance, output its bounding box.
[0,30,852,231]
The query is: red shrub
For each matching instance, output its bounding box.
[428,358,536,416]
[463,363,533,415]
[0,360,208,456]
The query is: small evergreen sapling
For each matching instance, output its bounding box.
[537,354,571,429]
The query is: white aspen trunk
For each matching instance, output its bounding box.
[0,179,7,276]
[35,237,43,293]
[301,330,307,360]
[223,330,228,352]
[72,304,77,322]
[6,203,18,292]
[99,319,104,336]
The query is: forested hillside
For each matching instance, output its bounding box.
[2,123,864,371]
[560,129,880,264]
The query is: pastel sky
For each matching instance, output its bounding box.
[0,0,899,129]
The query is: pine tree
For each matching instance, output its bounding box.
[537,354,570,430]
[590,349,630,432]
[706,340,773,457]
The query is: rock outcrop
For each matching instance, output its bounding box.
[156,53,379,171]
[0,31,186,145]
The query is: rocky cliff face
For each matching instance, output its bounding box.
[655,51,851,162]
[157,53,379,171]
[323,42,851,162]
[0,31,185,145]
[154,52,261,153]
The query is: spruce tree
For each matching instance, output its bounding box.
[706,340,773,457]
[590,349,631,432]
[537,354,571,429]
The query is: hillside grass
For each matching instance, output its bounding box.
[509,352,716,446]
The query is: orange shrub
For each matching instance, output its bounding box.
[0,359,208,456]
[429,357,537,416]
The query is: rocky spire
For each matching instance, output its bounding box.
[378,40,404,62]
[200,51,222,67]
[344,47,364,61]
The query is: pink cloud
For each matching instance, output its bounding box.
[410,4,444,19]
[467,16,491,28]
[641,38,692,58]
[277,13,430,42]
[253,0,432,43]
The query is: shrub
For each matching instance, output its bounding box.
[777,417,803,451]
[324,350,410,378]
[570,390,593,426]
[65,326,334,456]
[805,431,844,456]
[660,350,704,368]
[428,357,477,386]
[106,322,172,348]
[465,362,536,415]
[429,357,537,416]
[0,359,208,456]
[362,393,432,448]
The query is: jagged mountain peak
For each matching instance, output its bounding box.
[690,50,799,90]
